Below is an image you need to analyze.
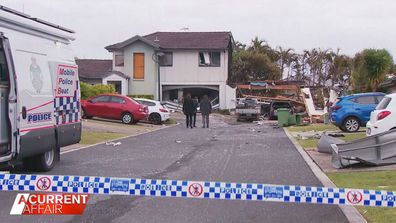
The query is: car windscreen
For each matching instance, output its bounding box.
[376,96,392,110]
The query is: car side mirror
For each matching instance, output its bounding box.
[88,100,93,103]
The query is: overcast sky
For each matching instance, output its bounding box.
[1,0,395,60]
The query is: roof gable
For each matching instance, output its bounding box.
[105,35,160,52]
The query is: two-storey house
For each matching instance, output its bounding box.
[105,32,236,109]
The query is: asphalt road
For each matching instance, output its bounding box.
[0,115,348,223]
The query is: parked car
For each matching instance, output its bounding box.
[269,101,293,120]
[134,98,170,124]
[236,98,260,121]
[81,94,148,124]
[366,93,396,136]
[330,92,385,132]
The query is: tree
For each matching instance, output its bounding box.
[352,49,393,92]
[364,49,393,91]
[248,37,279,62]
[230,37,280,83]
[276,47,294,79]
[231,50,281,83]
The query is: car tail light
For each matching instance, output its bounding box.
[159,108,168,113]
[332,105,342,111]
[377,111,391,121]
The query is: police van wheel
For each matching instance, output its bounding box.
[23,148,57,172]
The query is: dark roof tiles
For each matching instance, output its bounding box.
[76,59,129,79]
[105,32,233,51]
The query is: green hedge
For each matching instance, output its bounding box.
[127,94,154,100]
[80,82,116,99]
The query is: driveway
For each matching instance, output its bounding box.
[0,115,348,223]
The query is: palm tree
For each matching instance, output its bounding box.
[276,47,294,80]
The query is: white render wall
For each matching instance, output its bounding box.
[160,50,236,109]
[102,73,128,95]
[160,50,228,84]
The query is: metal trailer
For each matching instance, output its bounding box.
[331,129,396,168]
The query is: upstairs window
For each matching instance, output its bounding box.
[199,52,220,67]
[159,52,173,66]
[115,55,124,67]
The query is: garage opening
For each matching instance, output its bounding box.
[162,85,219,105]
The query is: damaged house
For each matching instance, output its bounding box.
[105,32,236,109]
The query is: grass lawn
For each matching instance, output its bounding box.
[287,124,339,132]
[327,171,396,223]
[80,131,127,145]
[164,118,177,125]
[296,132,367,149]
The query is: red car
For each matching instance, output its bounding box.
[81,94,148,124]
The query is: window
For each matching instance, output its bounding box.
[110,96,125,104]
[375,95,385,103]
[355,96,376,105]
[115,55,124,67]
[199,52,220,67]
[144,101,156,106]
[0,43,9,83]
[92,96,110,103]
[159,52,173,66]
[136,100,155,106]
[133,53,145,79]
[376,97,392,110]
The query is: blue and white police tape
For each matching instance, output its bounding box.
[0,173,395,208]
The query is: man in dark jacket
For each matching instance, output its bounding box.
[183,94,195,128]
[199,95,212,128]
[192,96,199,127]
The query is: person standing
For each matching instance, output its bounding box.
[183,94,195,128]
[199,95,212,128]
[192,96,199,127]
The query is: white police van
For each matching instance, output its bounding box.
[0,6,81,171]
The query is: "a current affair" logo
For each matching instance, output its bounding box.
[10,193,89,215]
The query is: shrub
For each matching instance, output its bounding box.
[128,94,155,100]
[80,82,116,99]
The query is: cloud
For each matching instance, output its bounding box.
[1,0,395,59]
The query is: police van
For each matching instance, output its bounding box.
[0,6,81,171]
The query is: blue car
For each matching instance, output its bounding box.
[330,92,386,132]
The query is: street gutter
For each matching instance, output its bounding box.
[283,127,367,223]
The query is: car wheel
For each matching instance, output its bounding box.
[149,113,162,125]
[121,112,134,124]
[342,117,360,132]
[23,148,57,172]
[82,108,92,119]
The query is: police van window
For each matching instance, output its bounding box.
[0,42,9,83]
[92,96,110,103]
[110,96,125,104]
